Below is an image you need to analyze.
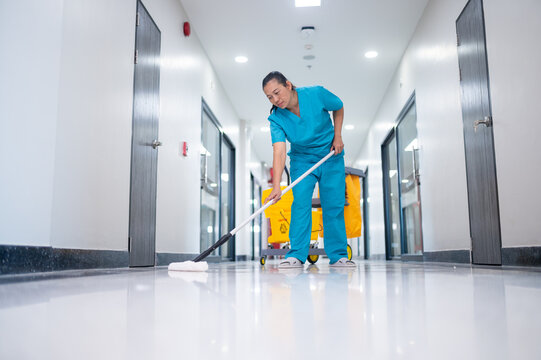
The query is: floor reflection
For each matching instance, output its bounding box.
[1,261,541,359]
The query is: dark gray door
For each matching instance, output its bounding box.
[129,1,161,267]
[382,130,402,260]
[250,173,261,261]
[361,168,369,259]
[200,106,221,257]
[220,136,235,261]
[457,0,502,265]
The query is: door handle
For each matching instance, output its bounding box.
[151,140,162,149]
[474,116,492,132]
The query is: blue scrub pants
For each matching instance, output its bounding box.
[286,154,348,264]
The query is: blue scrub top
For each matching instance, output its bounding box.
[268,86,344,162]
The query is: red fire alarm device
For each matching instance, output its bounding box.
[183,22,191,37]
[182,141,188,157]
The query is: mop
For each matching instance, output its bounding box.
[168,150,335,272]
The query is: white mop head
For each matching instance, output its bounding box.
[168,260,208,272]
[168,270,208,283]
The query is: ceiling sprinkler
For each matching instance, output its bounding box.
[300,26,315,40]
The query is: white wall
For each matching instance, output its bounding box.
[0,0,64,247]
[484,0,541,248]
[1,0,258,257]
[355,0,471,256]
[356,0,541,257]
[50,0,136,250]
[141,0,247,255]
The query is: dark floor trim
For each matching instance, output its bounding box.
[423,250,471,264]
[401,254,424,262]
[155,253,221,265]
[0,245,129,275]
[155,253,198,266]
[235,255,248,261]
[0,245,229,275]
[369,254,386,260]
[502,246,541,267]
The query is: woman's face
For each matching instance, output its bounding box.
[263,79,293,109]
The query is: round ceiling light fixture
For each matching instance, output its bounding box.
[365,51,378,59]
[235,56,248,63]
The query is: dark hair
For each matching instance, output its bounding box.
[262,71,296,114]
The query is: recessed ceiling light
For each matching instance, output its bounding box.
[235,56,248,63]
[344,124,355,130]
[365,51,378,59]
[260,126,270,132]
[295,0,321,7]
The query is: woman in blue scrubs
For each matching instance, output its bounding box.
[262,71,355,269]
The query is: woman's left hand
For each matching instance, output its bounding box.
[331,136,344,154]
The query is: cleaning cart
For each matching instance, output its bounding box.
[259,167,365,265]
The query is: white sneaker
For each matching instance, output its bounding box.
[330,258,356,268]
[278,258,304,269]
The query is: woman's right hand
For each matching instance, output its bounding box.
[264,186,282,204]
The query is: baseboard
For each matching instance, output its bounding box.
[369,254,386,260]
[502,246,541,267]
[235,255,248,261]
[155,253,221,265]
[0,245,228,275]
[401,254,424,262]
[423,250,471,264]
[155,253,199,266]
[0,245,129,275]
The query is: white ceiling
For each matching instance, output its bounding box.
[180,0,429,166]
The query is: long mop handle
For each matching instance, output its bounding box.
[193,150,335,262]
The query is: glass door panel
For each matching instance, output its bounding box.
[250,174,262,261]
[383,133,402,258]
[361,169,369,259]
[397,104,423,255]
[220,137,235,260]
[200,110,220,255]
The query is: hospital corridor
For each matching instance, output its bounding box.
[1,0,541,359]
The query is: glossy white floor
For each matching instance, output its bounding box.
[1,259,540,360]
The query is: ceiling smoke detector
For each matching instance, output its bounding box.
[300,26,315,39]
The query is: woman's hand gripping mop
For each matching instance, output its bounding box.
[168,150,335,272]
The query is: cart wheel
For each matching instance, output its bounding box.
[260,256,266,266]
[307,254,319,264]
[347,244,353,260]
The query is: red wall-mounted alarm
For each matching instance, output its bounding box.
[182,141,188,157]
[183,22,191,37]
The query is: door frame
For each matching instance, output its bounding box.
[222,134,236,260]
[362,168,370,259]
[381,92,422,260]
[200,99,236,260]
[381,128,399,260]
[395,93,423,259]
[250,172,263,261]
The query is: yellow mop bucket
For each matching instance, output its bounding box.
[262,187,321,244]
[317,173,363,239]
